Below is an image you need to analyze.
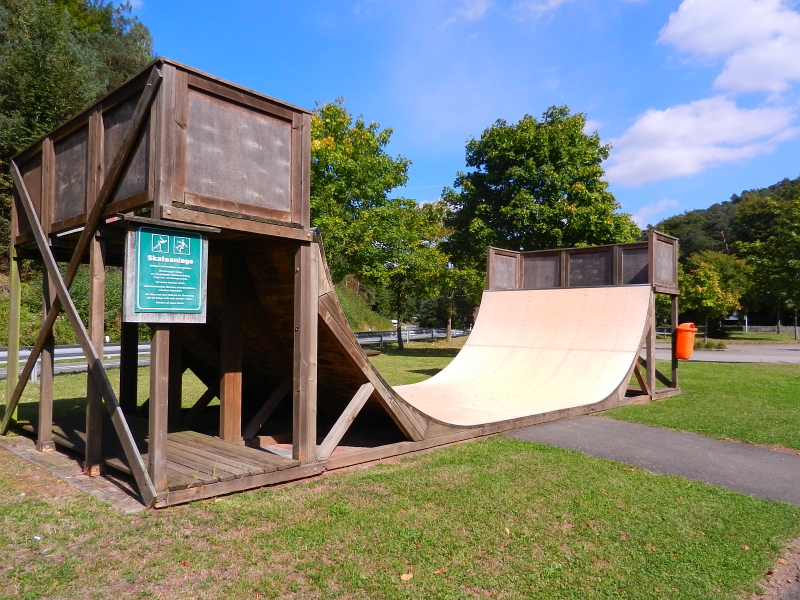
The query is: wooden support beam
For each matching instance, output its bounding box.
[654,368,673,388]
[317,382,374,460]
[671,295,679,388]
[168,325,184,430]
[293,243,318,463]
[1,67,161,435]
[632,364,650,396]
[119,322,140,413]
[220,250,243,441]
[5,246,20,425]
[85,235,106,474]
[149,325,169,492]
[646,293,656,397]
[7,163,157,506]
[85,105,105,474]
[37,267,55,452]
[181,378,220,429]
[242,375,292,440]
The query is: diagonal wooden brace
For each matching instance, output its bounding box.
[1,67,161,436]
[8,162,158,506]
[317,382,374,460]
[242,375,292,440]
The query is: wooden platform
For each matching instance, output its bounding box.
[21,415,299,494]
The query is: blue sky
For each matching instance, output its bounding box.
[131,0,800,227]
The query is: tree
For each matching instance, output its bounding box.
[349,198,447,350]
[653,201,738,259]
[736,197,800,338]
[310,99,410,282]
[0,0,153,261]
[443,106,640,271]
[680,252,751,342]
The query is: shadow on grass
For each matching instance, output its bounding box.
[16,397,87,422]
[410,368,443,377]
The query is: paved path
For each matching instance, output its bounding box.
[650,342,800,364]
[509,416,800,504]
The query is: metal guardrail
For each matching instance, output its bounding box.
[354,328,469,346]
[0,343,151,366]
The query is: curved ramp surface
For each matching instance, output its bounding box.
[394,286,651,427]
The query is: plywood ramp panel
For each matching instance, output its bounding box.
[394,286,651,427]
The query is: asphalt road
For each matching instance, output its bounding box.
[652,343,800,364]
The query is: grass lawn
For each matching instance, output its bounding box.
[1,434,798,599]
[5,366,213,424]
[368,337,467,385]
[708,331,799,344]
[1,338,799,598]
[608,361,800,450]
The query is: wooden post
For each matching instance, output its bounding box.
[671,295,679,388]
[37,267,56,452]
[168,325,183,430]
[293,242,318,463]
[220,250,243,441]
[149,325,169,492]
[5,245,21,423]
[646,291,656,397]
[84,235,106,474]
[119,322,139,414]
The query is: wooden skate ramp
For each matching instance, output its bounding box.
[393,286,652,427]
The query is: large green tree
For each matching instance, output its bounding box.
[443,106,640,271]
[310,99,411,282]
[349,198,447,349]
[680,251,752,342]
[736,197,800,336]
[0,0,153,259]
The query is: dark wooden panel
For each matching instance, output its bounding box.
[103,96,150,203]
[621,247,649,285]
[185,89,292,215]
[522,255,559,289]
[490,253,518,289]
[54,126,88,222]
[20,153,42,221]
[568,251,611,287]
[655,239,676,285]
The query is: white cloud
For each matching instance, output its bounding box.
[441,0,494,27]
[127,0,143,9]
[659,0,800,93]
[511,0,571,20]
[606,96,797,186]
[630,199,679,228]
[457,0,494,20]
[583,119,601,134]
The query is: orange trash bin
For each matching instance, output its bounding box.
[675,323,697,360]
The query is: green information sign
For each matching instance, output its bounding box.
[124,224,208,323]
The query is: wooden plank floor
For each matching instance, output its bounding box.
[20,414,299,493]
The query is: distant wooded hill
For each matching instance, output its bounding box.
[650,175,800,260]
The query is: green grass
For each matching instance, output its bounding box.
[4,367,213,424]
[712,330,799,344]
[1,435,798,599]
[609,361,800,450]
[335,284,394,333]
[369,337,467,385]
[2,338,799,597]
